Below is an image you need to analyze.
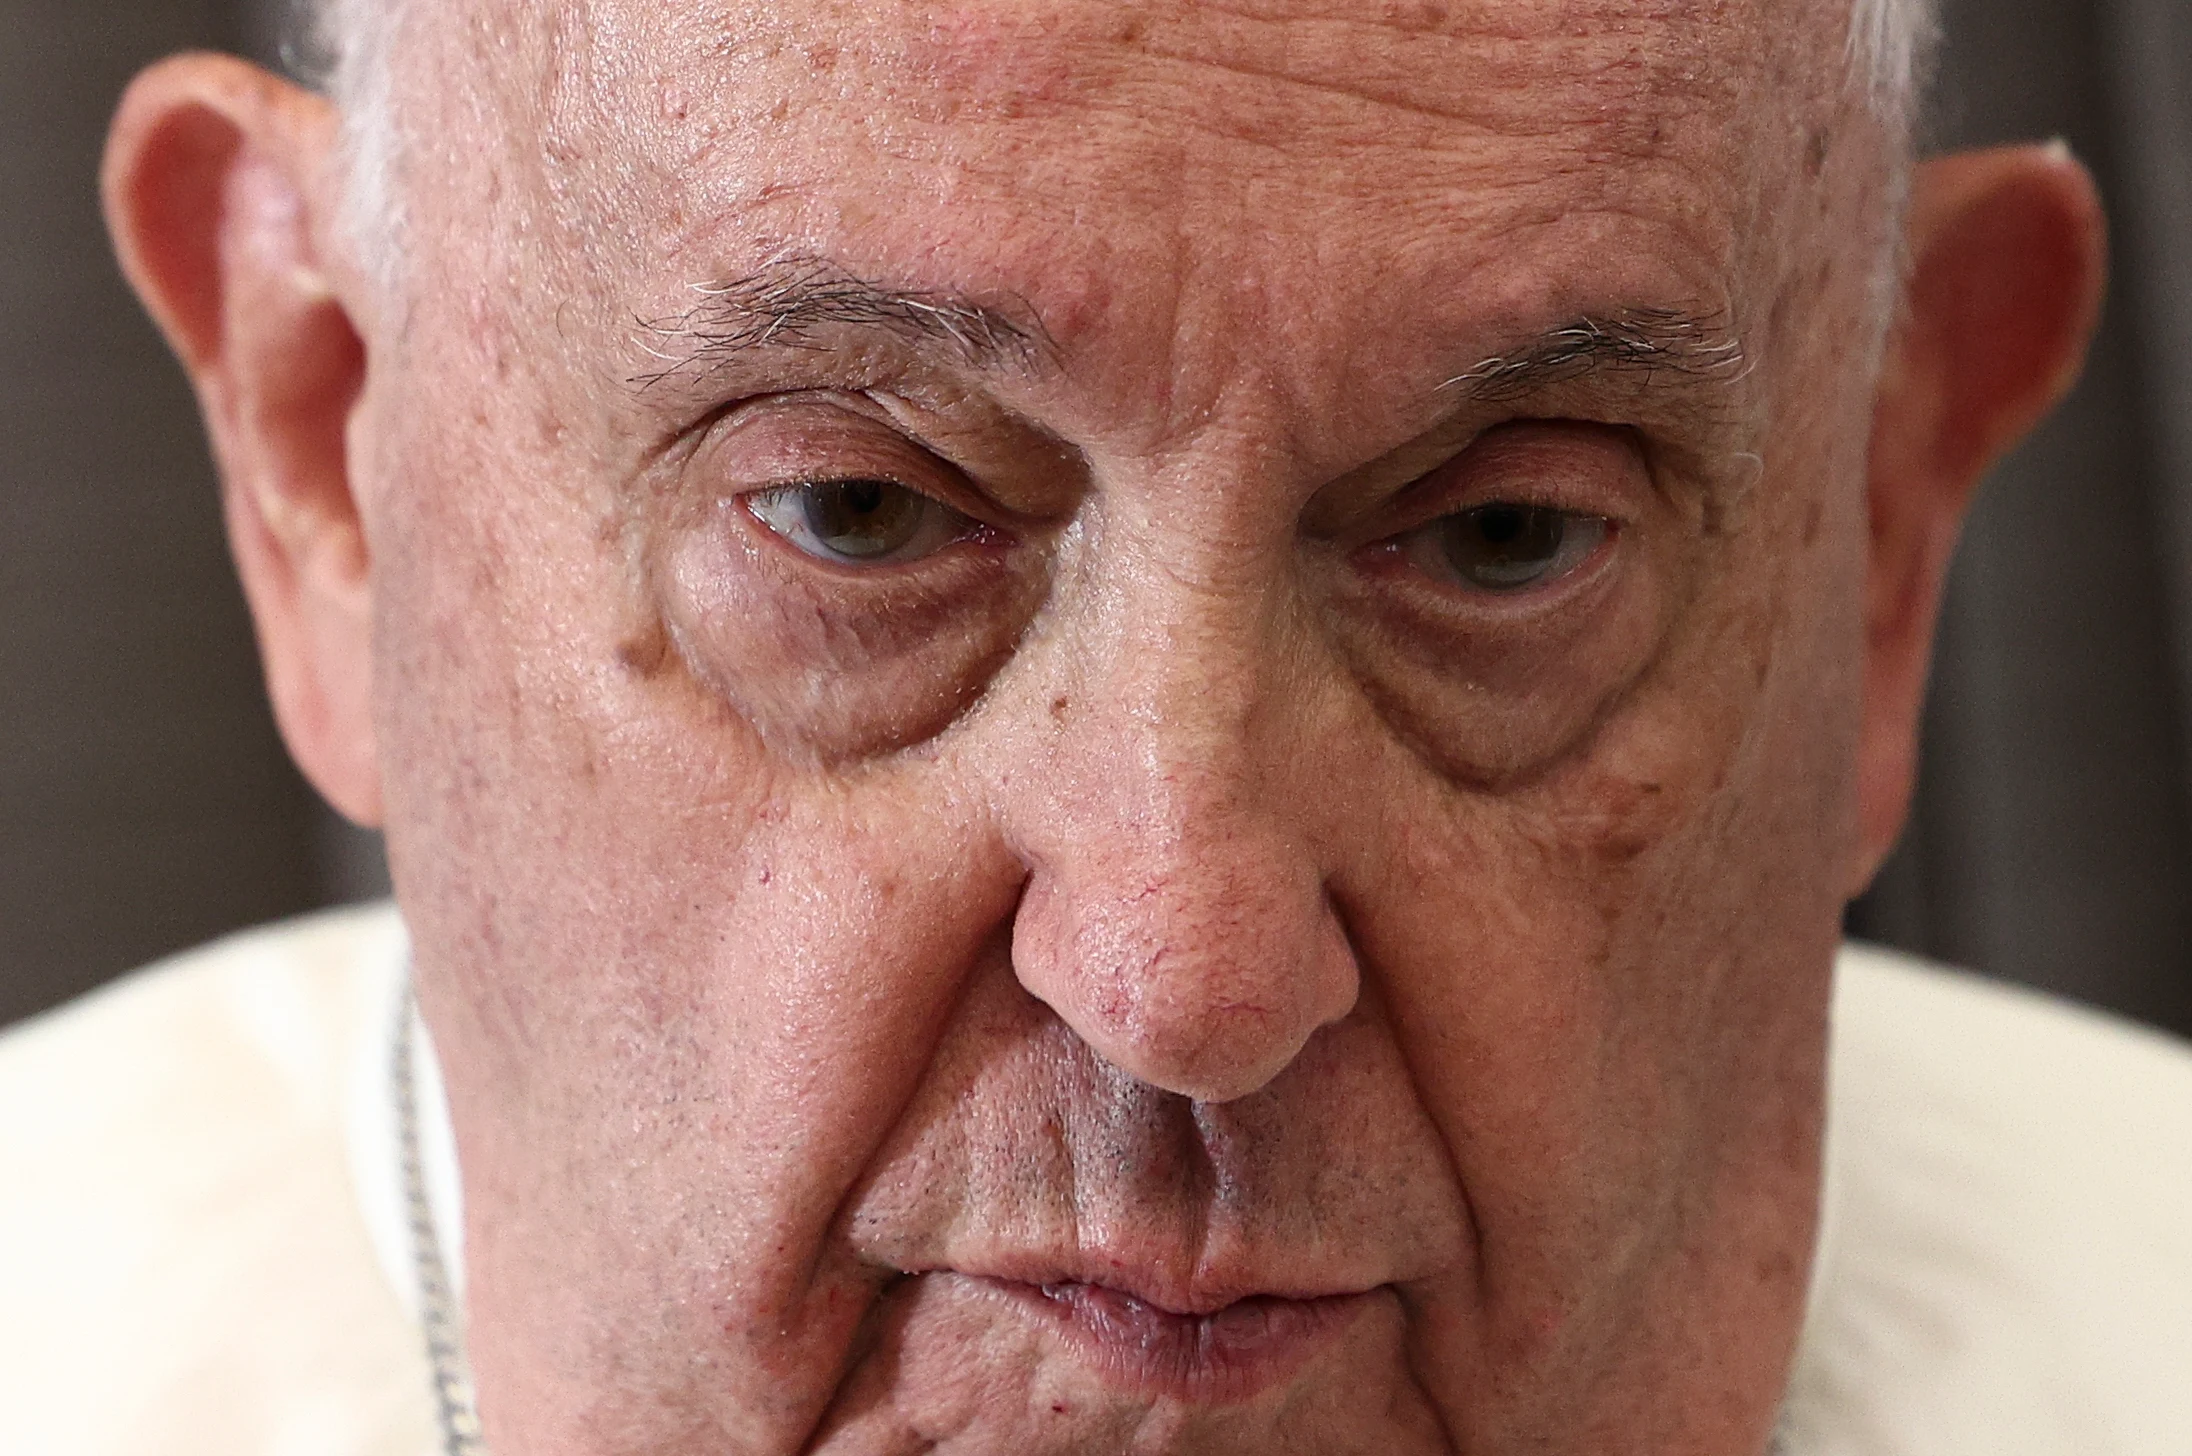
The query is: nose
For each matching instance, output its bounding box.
[1012,823,1357,1104]
[1006,576,1359,1105]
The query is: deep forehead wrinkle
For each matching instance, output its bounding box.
[1444,310,1749,402]
[632,253,1059,391]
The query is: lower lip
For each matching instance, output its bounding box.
[982,1278,1382,1402]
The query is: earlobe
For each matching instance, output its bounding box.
[103,54,384,826]
[1851,144,2107,887]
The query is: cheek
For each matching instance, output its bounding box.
[1321,548,1851,1339]
[380,491,1044,1434]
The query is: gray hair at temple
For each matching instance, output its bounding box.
[294,0,1942,293]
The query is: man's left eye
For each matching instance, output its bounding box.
[1397,503,1611,595]
[747,478,976,565]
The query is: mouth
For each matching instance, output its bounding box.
[963,1274,1386,1403]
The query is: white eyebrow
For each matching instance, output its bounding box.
[632,253,1055,391]
[1443,309,1749,401]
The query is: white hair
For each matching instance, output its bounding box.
[295,0,405,293]
[1849,0,1943,137]
[302,0,1940,291]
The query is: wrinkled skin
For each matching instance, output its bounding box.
[374,4,1870,1451]
[98,0,2104,1452]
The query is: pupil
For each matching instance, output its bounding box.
[1443,504,1566,590]
[1477,505,1528,547]
[801,479,924,559]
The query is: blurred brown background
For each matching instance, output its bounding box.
[3,0,2189,1035]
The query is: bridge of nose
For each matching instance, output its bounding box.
[995,511,1366,1105]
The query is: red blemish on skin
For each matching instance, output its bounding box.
[1585,777,1670,867]
[1382,1,1452,29]
[906,7,1079,107]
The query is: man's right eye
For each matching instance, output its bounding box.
[1400,503,1612,595]
[746,479,976,566]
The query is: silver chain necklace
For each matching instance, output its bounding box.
[394,983,490,1456]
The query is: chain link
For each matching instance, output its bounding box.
[395,982,489,1456]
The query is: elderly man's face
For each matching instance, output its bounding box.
[100,0,2102,1450]
[371,1,1871,1452]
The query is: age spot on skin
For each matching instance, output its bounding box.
[617,620,673,677]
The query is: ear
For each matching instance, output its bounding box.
[103,53,382,826]
[1852,143,2107,888]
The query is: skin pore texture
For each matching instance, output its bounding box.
[100,1,2105,1452]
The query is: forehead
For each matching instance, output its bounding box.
[416,0,1854,443]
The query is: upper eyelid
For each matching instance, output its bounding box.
[1332,470,1615,554]
[696,397,1020,523]
[1383,432,1651,528]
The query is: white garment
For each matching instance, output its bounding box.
[1,904,2187,1455]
